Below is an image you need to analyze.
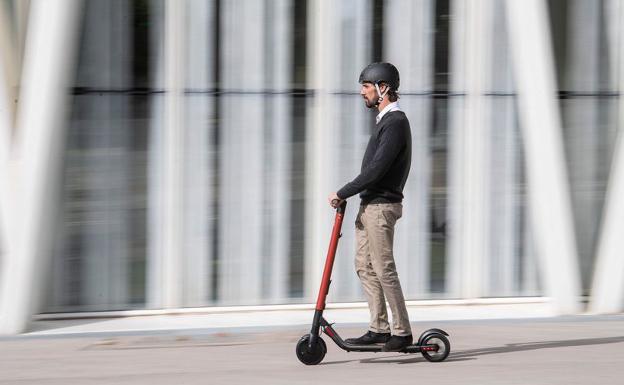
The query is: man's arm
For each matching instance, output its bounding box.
[336,124,404,200]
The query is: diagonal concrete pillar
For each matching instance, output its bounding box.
[0,0,82,334]
[589,0,624,314]
[0,0,16,258]
[505,0,582,314]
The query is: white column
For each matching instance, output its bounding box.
[265,0,292,303]
[218,0,265,304]
[331,0,371,301]
[488,0,520,296]
[147,0,165,309]
[589,0,624,314]
[0,0,82,334]
[447,0,493,299]
[182,0,215,306]
[304,0,339,301]
[384,0,434,298]
[160,0,185,308]
[505,0,582,314]
[304,0,372,302]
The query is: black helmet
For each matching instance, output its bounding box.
[358,62,400,90]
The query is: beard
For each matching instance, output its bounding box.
[363,96,377,109]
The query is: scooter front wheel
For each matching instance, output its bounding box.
[296,334,327,365]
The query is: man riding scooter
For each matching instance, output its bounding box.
[328,62,413,352]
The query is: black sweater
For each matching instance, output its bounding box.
[337,110,412,204]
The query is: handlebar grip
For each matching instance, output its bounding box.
[335,200,347,214]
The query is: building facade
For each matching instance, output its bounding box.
[1,0,624,328]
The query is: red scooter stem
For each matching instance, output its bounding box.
[315,201,347,311]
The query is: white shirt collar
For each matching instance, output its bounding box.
[376,102,401,124]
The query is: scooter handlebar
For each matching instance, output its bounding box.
[331,199,347,214]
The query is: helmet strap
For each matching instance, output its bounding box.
[375,83,390,105]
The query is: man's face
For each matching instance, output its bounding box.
[360,83,378,108]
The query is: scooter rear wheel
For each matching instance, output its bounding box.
[421,333,450,362]
[296,334,327,365]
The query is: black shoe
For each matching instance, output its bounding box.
[382,334,413,352]
[345,331,391,345]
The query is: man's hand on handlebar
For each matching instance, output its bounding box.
[327,192,344,208]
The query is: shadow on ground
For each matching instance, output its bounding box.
[321,335,624,365]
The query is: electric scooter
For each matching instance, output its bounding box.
[296,200,451,365]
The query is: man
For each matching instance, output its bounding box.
[327,62,412,352]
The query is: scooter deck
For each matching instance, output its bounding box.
[320,317,439,354]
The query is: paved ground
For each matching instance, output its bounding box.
[1,315,624,385]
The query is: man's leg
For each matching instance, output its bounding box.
[354,205,390,334]
[363,203,412,337]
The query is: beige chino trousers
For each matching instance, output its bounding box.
[355,203,411,336]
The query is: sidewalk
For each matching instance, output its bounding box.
[1,312,623,385]
[25,298,554,338]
